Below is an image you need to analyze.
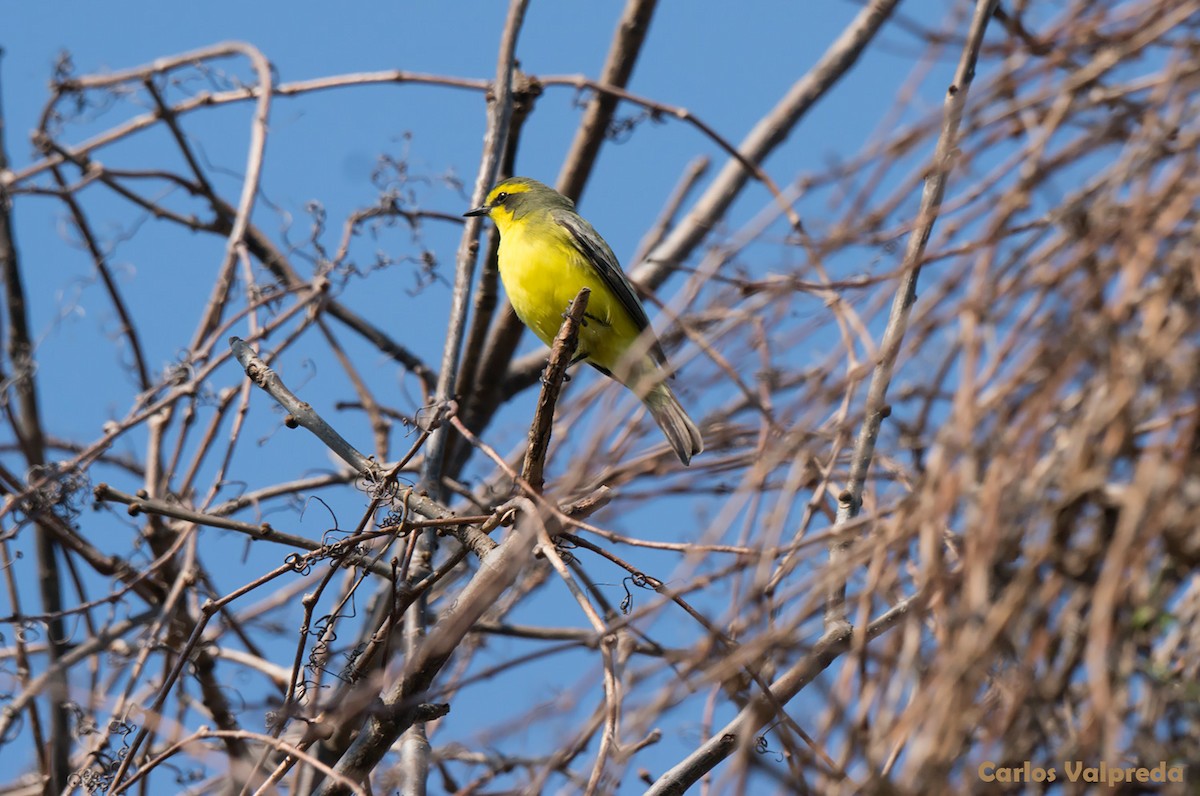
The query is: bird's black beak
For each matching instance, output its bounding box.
[463,203,490,218]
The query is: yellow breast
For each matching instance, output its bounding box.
[496,220,643,376]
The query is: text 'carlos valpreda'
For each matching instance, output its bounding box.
[978,760,1185,787]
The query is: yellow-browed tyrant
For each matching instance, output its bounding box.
[465,177,703,465]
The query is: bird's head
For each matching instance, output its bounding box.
[464,177,573,232]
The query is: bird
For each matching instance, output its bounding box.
[464,176,703,465]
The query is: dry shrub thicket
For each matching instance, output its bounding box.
[2,0,1199,793]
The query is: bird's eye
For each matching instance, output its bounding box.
[494,191,509,204]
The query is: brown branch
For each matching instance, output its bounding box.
[0,54,72,792]
[555,0,660,203]
[522,288,589,492]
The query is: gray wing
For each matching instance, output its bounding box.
[552,208,668,367]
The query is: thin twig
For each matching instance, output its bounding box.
[186,42,274,350]
[826,0,999,630]
[230,336,377,476]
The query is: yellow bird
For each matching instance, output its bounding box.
[465,177,703,465]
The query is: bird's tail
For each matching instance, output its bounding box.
[643,382,704,466]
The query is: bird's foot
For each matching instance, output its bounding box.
[563,306,591,327]
[541,362,572,386]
